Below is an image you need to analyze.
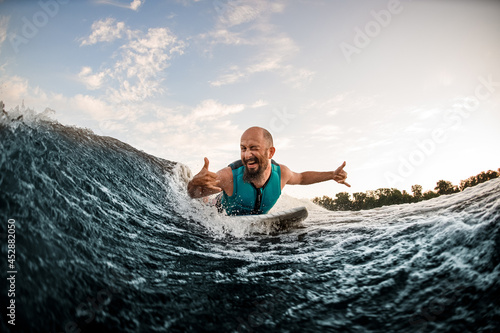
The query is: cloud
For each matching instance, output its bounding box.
[94,0,145,11]
[305,93,377,116]
[209,35,301,87]
[1,74,156,149]
[72,93,117,120]
[130,0,143,11]
[311,125,342,142]
[216,0,284,27]
[200,29,252,46]
[120,98,262,165]
[80,18,127,46]
[190,99,245,121]
[1,74,110,122]
[110,99,247,166]
[251,99,268,108]
[110,27,186,101]
[209,65,245,87]
[1,75,29,101]
[0,75,243,167]
[80,21,186,102]
[284,67,315,89]
[0,15,9,53]
[203,1,313,88]
[78,67,109,90]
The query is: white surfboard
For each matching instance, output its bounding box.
[232,206,308,234]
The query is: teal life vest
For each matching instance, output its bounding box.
[221,160,282,216]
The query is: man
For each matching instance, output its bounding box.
[187,126,350,215]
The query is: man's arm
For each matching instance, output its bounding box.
[187,158,232,198]
[280,161,350,188]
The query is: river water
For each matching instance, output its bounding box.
[1,109,499,332]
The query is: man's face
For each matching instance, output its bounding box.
[240,132,271,181]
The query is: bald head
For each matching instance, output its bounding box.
[241,127,274,149]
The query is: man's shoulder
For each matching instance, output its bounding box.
[228,160,244,170]
[217,165,233,177]
[277,161,288,169]
[216,166,233,195]
[278,163,292,178]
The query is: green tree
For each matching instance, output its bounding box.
[434,180,457,195]
[402,190,412,203]
[313,167,498,212]
[364,190,377,210]
[411,184,423,202]
[459,178,473,191]
[352,192,367,211]
[375,188,390,207]
[485,169,499,181]
[423,190,439,200]
[459,169,499,191]
[334,192,352,211]
[388,188,404,205]
[312,195,335,210]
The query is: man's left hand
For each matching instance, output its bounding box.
[333,161,350,187]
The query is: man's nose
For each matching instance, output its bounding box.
[244,150,253,160]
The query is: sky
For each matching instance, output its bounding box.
[1,0,499,199]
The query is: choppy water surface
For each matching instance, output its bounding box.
[1,110,499,332]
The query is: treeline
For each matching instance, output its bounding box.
[313,168,500,211]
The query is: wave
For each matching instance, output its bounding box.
[1,107,499,332]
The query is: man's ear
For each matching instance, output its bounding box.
[268,147,276,159]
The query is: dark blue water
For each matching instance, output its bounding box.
[1,108,499,333]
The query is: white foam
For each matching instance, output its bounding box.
[170,161,500,239]
[1,103,56,126]
[270,193,326,213]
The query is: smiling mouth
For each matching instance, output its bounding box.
[245,159,258,169]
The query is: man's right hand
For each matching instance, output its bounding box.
[187,157,222,198]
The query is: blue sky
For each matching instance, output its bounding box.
[1,0,500,199]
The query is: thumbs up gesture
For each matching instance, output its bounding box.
[187,157,222,198]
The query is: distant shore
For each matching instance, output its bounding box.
[313,169,500,211]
